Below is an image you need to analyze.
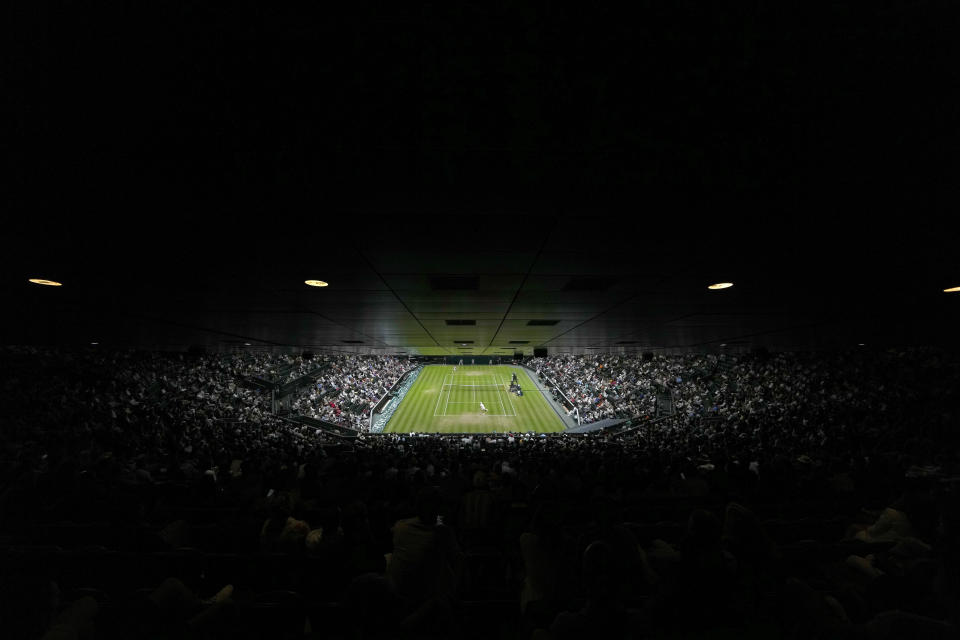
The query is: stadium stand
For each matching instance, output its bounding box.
[1,346,959,639]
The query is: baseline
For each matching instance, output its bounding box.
[443,400,510,416]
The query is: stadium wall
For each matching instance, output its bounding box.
[370,365,423,430]
[522,364,581,425]
[442,355,511,365]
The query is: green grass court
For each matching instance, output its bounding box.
[383,365,568,434]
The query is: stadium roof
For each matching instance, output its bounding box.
[5,2,958,354]
[3,212,957,354]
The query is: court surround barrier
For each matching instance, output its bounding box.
[370,365,423,432]
[523,365,581,425]
[564,417,630,433]
[442,355,508,365]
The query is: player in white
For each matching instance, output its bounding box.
[479,401,487,413]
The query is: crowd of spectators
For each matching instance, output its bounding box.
[530,354,660,422]
[529,349,945,437]
[0,346,336,489]
[1,345,959,639]
[292,355,409,430]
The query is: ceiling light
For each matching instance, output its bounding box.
[29,278,62,286]
[944,286,960,292]
[304,280,328,287]
[244,343,251,346]
[90,342,99,345]
[707,282,734,290]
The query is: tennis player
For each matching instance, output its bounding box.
[479,401,487,413]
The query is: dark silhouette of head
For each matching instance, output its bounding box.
[415,485,442,524]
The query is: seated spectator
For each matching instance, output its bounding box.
[386,486,462,609]
[650,509,742,632]
[722,501,780,567]
[139,577,235,638]
[40,595,98,640]
[260,492,310,554]
[848,488,937,545]
[520,502,570,624]
[548,540,646,640]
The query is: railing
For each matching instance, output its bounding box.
[276,367,328,398]
[265,367,331,413]
[608,413,675,439]
[242,376,276,392]
[286,414,359,439]
[654,385,675,418]
[213,417,320,445]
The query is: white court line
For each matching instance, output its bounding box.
[482,374,493,413]
[443,380,452,416]
[432,384,447,417]
[499,374,519,416]
[495,380,507,416]
[434,368,452,416]
[445,401,508,416]
[444,383,503,387]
